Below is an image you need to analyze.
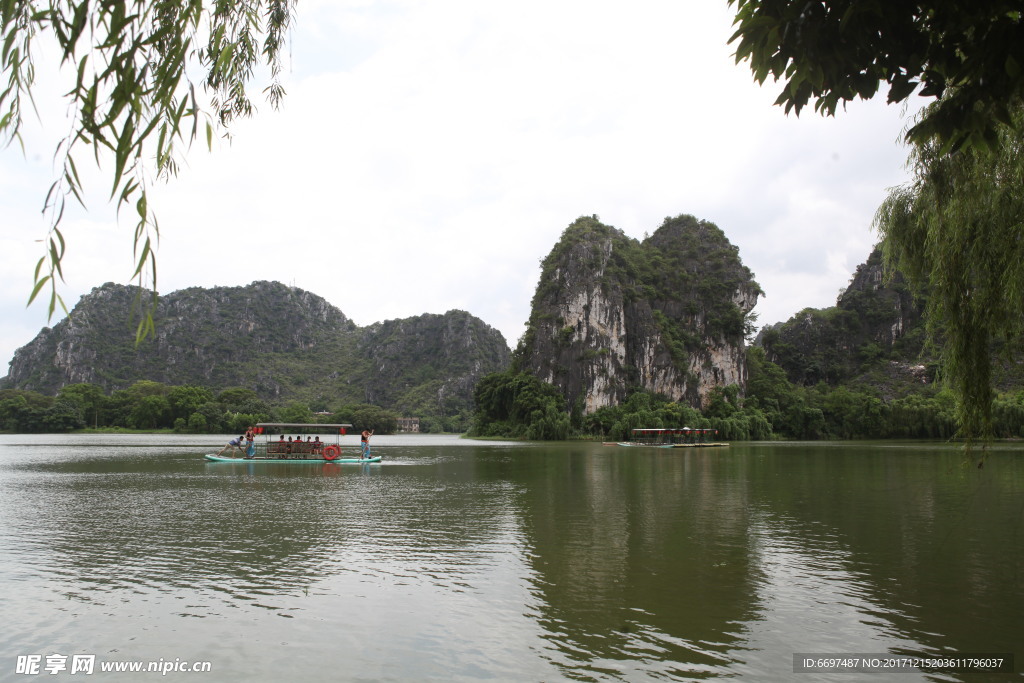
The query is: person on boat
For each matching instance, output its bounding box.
[243,426,256,458]
[360,428,374,459]
[217,436,246,457]
[313,436,322,454]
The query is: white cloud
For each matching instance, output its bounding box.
[0,1,921,376]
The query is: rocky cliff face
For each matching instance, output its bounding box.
[358,310,511,416]
[757,247,925,387]
[6,281,353,394]
[3,282,510,416]
[516,215,761,412]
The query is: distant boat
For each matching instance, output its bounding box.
[611,428,728,448]
[204,423,382,463]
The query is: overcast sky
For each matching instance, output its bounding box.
[0,0,923,377]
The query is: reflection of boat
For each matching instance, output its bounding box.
[204,453,381,464]
[204,422,382,463]
[614,428,728,448]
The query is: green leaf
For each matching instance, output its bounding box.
[63,0,91,62]
[2,26,18,63]
[32,255,45,282]
[110,115,136,199]
[27,275,50,306]
[1006,55,1020,79]
[887,77,918,104]
[49,238,65,279]
[75,54,89,92]
[65,151,82,188]
[132,235,151,278]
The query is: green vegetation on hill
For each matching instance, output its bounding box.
[517,214,761,414]
[473,242,1024,442]
[758,249,926,390]
[876,102,1024,443]
[470,347,1024,442]
[2,282,510,432]
[527,215,760,350]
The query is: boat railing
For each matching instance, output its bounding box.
[266,440,325,455]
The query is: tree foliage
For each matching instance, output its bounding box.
[57,382,106,426]
[0,381,408,434]
[3,362,1023,441]
[874,103,1024,446]
[1,0,296,330]
[728,0,1024,151]
[334,403,399,435]
[5,282,504,431]
[469,370,570,440]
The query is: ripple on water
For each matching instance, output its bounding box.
[3,437,1022,681]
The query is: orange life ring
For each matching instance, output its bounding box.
[322,445,340,461]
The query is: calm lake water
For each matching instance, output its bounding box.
[0,434,1021,682]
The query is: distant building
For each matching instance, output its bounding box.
[397,417,420,433]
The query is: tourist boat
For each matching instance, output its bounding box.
[204,422,382,463]
[613,428,728,448]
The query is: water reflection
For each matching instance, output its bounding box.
[740,513,925,679]
[0,437,1021,680]
[515,447,759,680]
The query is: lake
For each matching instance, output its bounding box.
[0,434,1021,681]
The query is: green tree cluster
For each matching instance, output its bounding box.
[332,404,399,435]
[0,390,81,432]
[470,349,1024,442]
[729,0,1024,453]
[876,103,1024,443]
[0,381,405,435]
[469,371,570,440]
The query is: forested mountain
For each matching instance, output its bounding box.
[6,235,1024,441]
[757,246,1024,400]
[473,228,1024,442]
[757,248,930,396]
[2,281,510,420]
[514,214,761,413]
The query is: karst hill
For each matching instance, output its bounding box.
[2,281,510,420]
[515,214,762,413]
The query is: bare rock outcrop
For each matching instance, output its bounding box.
[516,215,761,412]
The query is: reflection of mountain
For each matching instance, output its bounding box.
[19,455,524,611]
[512,443,1024,676]
[511,445,761,677]
[25,464,355,603]
[9,442,1022,678]
[735,445,1024,659]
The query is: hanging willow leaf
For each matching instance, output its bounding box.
[875,101,1024,461]
[5,0,296,339]
[27,274,50,306]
